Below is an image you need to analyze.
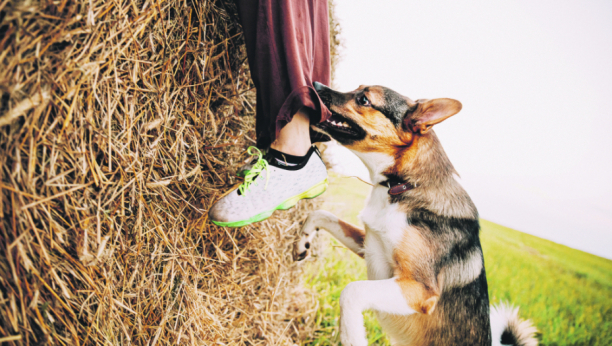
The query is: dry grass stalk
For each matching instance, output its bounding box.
[0,0,321,344]
[327,0,342,90]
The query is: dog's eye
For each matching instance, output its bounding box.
[358,95,371,106]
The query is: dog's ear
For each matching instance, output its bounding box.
[403,98,462,135]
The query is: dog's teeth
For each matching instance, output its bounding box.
[328,119,350,128]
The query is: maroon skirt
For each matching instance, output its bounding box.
[236,0,332,148]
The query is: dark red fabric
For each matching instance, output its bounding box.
[236,0,332,148]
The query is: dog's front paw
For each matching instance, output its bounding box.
[295,225,318,261]
[295,233,313,261]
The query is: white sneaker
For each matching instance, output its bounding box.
[209,146,328,227]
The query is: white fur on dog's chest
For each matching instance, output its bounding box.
[360,185,408,281]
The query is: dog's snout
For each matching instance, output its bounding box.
[313,81,326,91]
[313,81,335,107]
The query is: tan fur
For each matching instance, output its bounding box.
[393,228,440,315]
[328,86,477,219]
[346,107,406,154]
[323,86,476,326]
[390,133,477,219]
[361,86,387,105]
[409,98,462,134]
[375,308,448,346]
[339,219,366,250]
[307,84,521,346]
[329,87,409,156]
[395,279,438,315]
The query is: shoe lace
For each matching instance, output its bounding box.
[238,147,269,195]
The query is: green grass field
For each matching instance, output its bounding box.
[301,173,612,346]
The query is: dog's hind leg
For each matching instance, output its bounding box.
[296,210,365,260]
[339,278,423,346]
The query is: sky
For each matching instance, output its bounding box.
[328,0,612,259]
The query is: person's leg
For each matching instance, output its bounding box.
[236,0,331,149]
[209,0,331,227]
[270,107,311,156]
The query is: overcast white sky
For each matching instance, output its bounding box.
[330,0,612,259]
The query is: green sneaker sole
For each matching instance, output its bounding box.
[211,178,328,228]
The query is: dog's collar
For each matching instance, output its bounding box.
[380,179,416,195]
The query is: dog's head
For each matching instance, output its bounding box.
[313,82,462,155]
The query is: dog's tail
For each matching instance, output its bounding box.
[490,303,538,346]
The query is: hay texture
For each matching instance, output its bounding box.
[0,0,321,344]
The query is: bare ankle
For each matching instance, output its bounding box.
[270,108,311,156]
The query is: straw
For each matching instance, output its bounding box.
[0,0,331,344]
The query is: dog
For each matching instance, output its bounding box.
[295,82,538,346]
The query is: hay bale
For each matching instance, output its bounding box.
[0,0,320,344]
[328,0,342,89]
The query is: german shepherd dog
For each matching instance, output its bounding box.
[296,82,537,346]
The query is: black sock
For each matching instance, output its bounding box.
[266,146,316,170]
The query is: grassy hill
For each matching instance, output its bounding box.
[301,173,612,345]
